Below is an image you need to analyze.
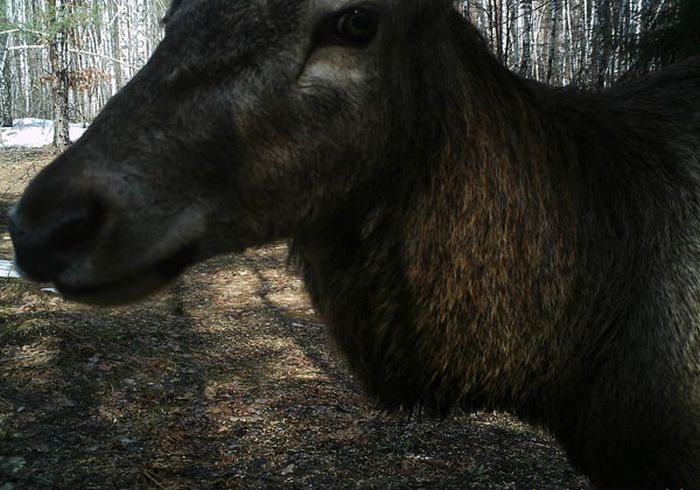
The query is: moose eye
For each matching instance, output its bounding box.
[333,8,380,46]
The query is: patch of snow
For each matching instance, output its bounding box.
[0,118,87,148]
[0,259,21,279]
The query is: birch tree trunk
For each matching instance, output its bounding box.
[546,0,561,83]
[519,0,532,77]
[509,0,519,67]
[48,0,71,150]
[594,0,612,86]
[0,49,11,126]
[0,5,12,127]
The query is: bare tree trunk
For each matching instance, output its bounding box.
[48,0,71,151]
[594,0,612,87]
[0,0,11,126]
[494,0,504,62]
[509,0,519,67]
[111,0,122,90]
[519,0,532,77]
[563,0,574,83]
[546,0,561,83]
[0,31,12,126]
[0,61,11,127]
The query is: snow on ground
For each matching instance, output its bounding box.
[0,259,21,279]
[0,118,87,148]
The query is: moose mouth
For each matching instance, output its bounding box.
[54,243,198,306]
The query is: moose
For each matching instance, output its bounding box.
[8,0,700,487]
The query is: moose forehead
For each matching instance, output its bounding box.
[155,0,455,90]
[162,0,453,34]
[162,0,299,50]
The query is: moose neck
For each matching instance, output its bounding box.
[293,12,643,417]
[397,17,587,413]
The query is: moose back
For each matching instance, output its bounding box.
[8,0,700,487]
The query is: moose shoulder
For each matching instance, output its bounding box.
[8,0,700,487]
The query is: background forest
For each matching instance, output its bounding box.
[0,0,698,150]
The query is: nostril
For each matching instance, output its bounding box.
[48,205,103,251]
[10,196,105,283]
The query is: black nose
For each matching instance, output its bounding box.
[9,195,104,282]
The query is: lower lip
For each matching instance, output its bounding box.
[56,244,198,306]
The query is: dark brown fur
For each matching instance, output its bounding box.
[9,1,700,487]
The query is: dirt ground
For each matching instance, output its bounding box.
[0,148,589,489]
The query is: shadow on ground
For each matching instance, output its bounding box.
[0,246,587,489]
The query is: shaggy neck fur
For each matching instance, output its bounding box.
[294,9,700,485]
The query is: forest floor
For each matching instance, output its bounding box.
[0,148,588,489]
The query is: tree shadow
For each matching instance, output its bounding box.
[214,246,588,489]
